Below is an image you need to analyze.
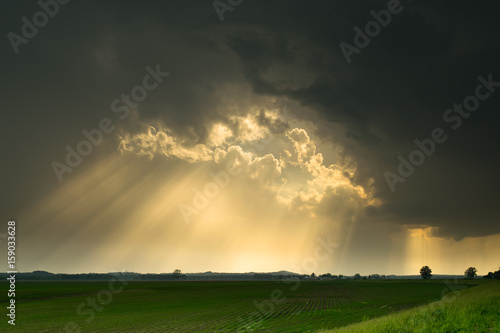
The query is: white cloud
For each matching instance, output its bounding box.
[117,117,376,223]
[208,124,233,147]
[118,126,213,162]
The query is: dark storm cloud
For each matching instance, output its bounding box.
[0,0,236,217]
[1,0,499,240]
[218,0,500,239]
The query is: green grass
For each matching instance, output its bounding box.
[0,279,496,332]
[319,280,500,333]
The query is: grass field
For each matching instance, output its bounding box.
[0,279,497,332]
[320,280,500,333]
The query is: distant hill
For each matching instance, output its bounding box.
[0,271,304,281]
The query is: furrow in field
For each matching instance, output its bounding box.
[203,306,262,332]
[275,298,299,317]
[284,297,306,317]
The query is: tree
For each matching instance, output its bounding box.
[483,268,500,279]
[173,269,182,280]
[420,266,432,279]
[353,273,361,280]
[464,267,477,279]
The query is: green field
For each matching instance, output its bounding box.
[0,279,498,332]
[320,280,500,333]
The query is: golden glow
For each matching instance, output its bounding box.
[17,112,500,276]
[209,124,233,147]
[405,227,500,275]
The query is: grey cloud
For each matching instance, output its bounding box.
[1,0,500,245]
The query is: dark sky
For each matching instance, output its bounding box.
[1,0,499,275]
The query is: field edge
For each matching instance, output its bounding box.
[317,280,500,333]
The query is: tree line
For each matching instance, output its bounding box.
[419,265,500,279]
